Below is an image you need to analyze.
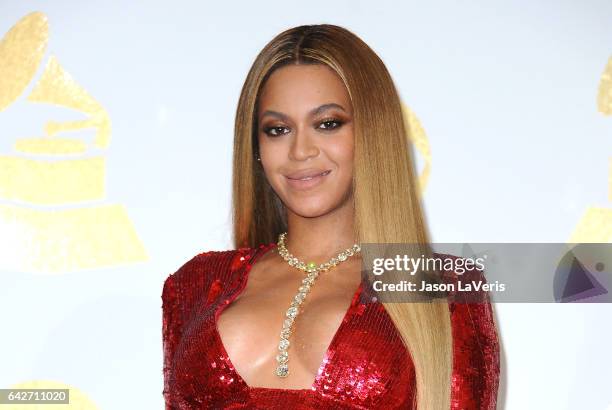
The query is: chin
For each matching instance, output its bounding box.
[285,198,337,218]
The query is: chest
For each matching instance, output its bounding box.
[171,278,415,409]
[215,273,362,389]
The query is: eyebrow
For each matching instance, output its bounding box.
[260,103,347,121]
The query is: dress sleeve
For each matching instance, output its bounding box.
[162,272,182,409]
[449,266,501,410]
[161,250,237,409]
[161,253,206,409]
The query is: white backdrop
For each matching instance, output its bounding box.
[0,1,611,409]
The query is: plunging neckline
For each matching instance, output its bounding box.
[213,243,364,392]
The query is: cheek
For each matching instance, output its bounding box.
[258,135,283,165]
[328,137,354,173]
[258,139,286,186]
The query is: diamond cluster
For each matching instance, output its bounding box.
[274,232,361,378]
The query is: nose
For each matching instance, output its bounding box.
[289,128,319,161]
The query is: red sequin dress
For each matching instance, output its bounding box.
[162,243,500,409]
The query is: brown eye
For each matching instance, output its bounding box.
[263,125,290,137]
[318,118,343,131]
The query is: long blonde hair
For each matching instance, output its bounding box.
[232,24,453,409]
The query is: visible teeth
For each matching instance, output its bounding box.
[298,171,329,181]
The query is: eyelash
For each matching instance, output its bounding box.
[263,117,344,137]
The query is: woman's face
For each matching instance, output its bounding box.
[257,64,355,218]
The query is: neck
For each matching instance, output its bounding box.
[281,197,358,263]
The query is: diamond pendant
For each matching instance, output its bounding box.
[275,267,318,378]
[273,232,361,380]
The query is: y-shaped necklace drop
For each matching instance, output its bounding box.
[274,232,361,378]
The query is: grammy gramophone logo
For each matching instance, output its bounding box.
[0,11,147,272]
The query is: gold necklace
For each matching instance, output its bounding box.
[274,231,361,378]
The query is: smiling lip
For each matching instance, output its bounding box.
[285,169,331,190]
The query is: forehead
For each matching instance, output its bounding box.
[258,64,352,114]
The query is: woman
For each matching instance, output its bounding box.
[162,24,500,409]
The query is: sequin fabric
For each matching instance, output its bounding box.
[162,243,500,409]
